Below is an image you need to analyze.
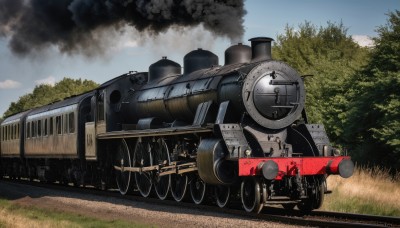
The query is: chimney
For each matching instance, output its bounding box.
[249,37,274,62]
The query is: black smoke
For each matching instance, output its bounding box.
[0,0,246,56]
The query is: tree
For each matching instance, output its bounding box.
[3,78,98,117]
[343,11,400,169]
[273,21,370,144]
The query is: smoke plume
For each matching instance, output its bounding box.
[0,0,246,56]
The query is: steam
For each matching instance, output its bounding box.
[0,0,246,57]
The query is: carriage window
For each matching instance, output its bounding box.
[64,114,68,134]
[50,117,54,135]
[32,121,37,137]
[38,120,42,137]
[56,116,62,134]
[44,119,48,136]
[56,116,61,135]
[69,112,75,133]
[17,124,20,139]
[27,122,31,138]
[11,125,14,140]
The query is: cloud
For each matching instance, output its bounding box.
[35,76,56,86]
[123,40,138,48]
[352,35,374,47]
[0,79,21,89]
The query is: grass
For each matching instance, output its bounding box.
[0,198,153,228]
[321,166,400,217]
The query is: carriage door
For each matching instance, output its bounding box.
[85,91,105,159]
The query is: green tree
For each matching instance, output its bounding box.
[3,78,98,117]
[273,21,369,143]
[343,11,400,169]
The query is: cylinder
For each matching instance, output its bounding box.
[197,138,237,185]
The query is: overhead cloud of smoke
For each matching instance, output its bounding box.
[0,0,246,57]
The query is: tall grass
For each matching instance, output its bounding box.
[321,166,400,216]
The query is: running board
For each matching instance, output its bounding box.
[98,125,213,140]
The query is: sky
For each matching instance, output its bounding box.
[0,0,398,117]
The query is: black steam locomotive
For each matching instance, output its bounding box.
[0,37,354,213]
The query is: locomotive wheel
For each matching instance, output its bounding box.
[190,175,207,204]
[115,139,133,195]
[241,178,263,213]
[215,185,231,208]
[153,138,171,200]
[297,178,325,213]
[133,138,153,198]
[171,174,188,202]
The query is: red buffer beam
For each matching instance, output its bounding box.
[239,156,354,180]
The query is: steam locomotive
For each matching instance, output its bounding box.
[0,37,354,213]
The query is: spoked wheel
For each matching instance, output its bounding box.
[241,178,264,213]
[297,177,325,213]
[115,139,133,195]
[171,174,188,202]
[215,185,231,208]
[133,138,153,197]
[190,175,207,204]
[152,138,171,200]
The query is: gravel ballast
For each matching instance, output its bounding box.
[0,181,300,227]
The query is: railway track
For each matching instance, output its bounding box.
[1,178,399,227]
